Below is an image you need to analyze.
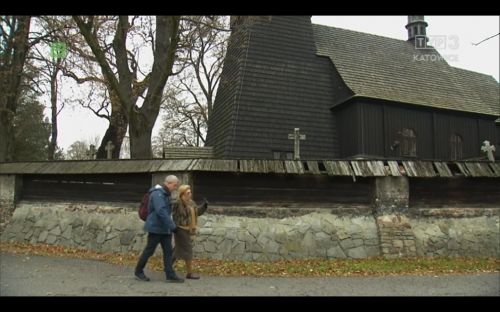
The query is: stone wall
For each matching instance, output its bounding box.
[1,201,498,259]
[0,175,21,234]
[411,213,499,257]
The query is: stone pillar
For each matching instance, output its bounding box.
[373,176,409,215]
[373,176,416,258]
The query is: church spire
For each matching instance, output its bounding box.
[406,16,428,48]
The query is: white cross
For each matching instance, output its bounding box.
[288,128,306,160]
[105,141,115,159]
[481,140,496,162]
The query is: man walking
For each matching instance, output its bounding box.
[135,175,184,283]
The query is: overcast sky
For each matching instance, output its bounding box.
[55,16,500,151]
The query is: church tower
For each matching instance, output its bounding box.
[206,16,339,159]
[406,16,428,48]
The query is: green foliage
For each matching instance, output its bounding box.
[13,96,51,161]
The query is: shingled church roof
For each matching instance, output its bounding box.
[312,24,500,116]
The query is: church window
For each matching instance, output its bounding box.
[400,128,417,157]
[450,133,463,160]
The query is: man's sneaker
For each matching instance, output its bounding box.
[166,275,185,283]
[135,272,150,281]
[186,273,200,280]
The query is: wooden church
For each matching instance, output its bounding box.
[206,16,500,161]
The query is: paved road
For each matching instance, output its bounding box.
[0,252,498,296]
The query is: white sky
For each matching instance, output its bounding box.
[55,16,500,150]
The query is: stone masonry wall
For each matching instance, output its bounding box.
[0,175,21,234]
[1,201,498,259]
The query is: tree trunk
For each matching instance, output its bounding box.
[0,16,31,162]
[128,16,180,159]
[74,16,179,160]
[129,109,154,159]
[47,64,61,161]
[96,108,128,159]
[0,110,15,162]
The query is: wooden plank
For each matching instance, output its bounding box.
[387,161,402,176]
[351,161,384,176]
[464,162,493,177]
[265,160,286,173]
[239,160,252,173]
[256,160,268,173]
[37,162,64,174]
[194,172,372,205]
[19,163,46,174]
[367,161,386,176]
[306,161,321,174]
[454,162,470,177]
[76,162,100,174]
[412,161,436,177]
[0,162,30,174]
[210,159,237,172]
[489,163,500,177]
[187,159,201,171]
[148,160,166,172]
[323,161,352,176]
[433,162,453,177]
[410,178,500,207]
[402,161,418,177]
[284,161,304,174]
[350,161,363,176]
[157,159,175,172]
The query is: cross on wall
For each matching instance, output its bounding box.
[288,128,306,160]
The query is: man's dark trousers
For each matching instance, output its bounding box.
[136,232,176,278]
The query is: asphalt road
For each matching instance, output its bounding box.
[0,252,498,296]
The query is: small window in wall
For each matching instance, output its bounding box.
[450,133,463,160]
[400,128,417,157]
[273,151,293,160]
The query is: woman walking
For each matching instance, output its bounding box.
[172,184,208,279]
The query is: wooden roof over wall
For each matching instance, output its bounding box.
[1,159,498,177]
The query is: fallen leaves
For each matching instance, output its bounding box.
[1,241,498,277]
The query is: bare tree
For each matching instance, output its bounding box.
[28,16,71,160]
[41,16,127,159]
[154,16,229,148]
[73,15,180,159]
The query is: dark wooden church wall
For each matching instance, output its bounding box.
[22,173,151,203]
[497,124,500,147]
[359,102,385,157]
[335,103,360,158]
[410,178,500,208]
[477,119,498,148]
[433,112,479,160]
[383,104,434,159]
[192,172,373,208]
[206,27,249,158]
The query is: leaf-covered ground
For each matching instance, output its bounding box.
[1,242,498,277]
